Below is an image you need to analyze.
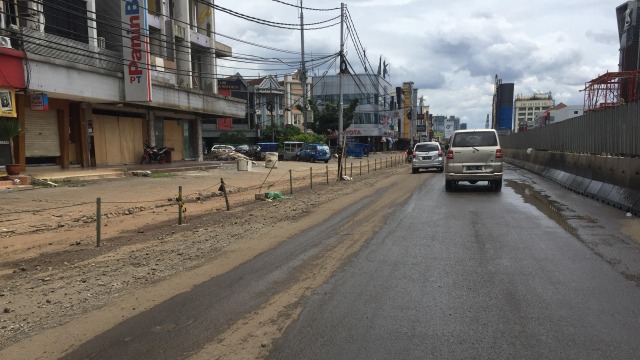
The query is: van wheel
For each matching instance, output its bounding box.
[438,167,444,173]
[412,168,418,174]
[491,180,502,191]
[445,180,453,192]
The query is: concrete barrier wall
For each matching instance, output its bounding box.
[504,149,640,215]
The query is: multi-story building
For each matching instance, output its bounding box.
[533,103,584,127]
[281,72,312,131]
[248,76,285,140]
[0,0,244,171]
[311,73,395,151]
[514,92,555,132]
[492,77,514,135]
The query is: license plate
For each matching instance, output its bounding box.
[467,166,482,171]
[422,156,432,160]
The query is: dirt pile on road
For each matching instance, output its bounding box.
[0,155,407,350]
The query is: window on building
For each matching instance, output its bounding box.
[148,0,162,14]
[191,45,207,89]
[149,27,163,58]
[42,0,88,43]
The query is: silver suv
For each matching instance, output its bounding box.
[444,129,503,191]
[411,142,443,173]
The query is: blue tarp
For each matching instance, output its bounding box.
[346,143,368,158]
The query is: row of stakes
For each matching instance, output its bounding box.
[95,155,405,246]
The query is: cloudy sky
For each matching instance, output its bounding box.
[214,0,620,129]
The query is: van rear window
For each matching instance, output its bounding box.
[452,132,497,147]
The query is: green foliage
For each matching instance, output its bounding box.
[0,118,21,164]
[0,118,21,141]
[308,98,359,135]
[218,131,248,145]
[260,124,326,146]
[150,172,176,178]
[289,133,326,144]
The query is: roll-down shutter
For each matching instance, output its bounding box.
[24,109,61,157]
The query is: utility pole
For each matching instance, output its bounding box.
[338,3,345,146]
[299,0,308,133]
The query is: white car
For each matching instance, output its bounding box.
[211,144,235,151]
[411,142,444,173]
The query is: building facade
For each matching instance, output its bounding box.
[491,76,514,135]
[311,73,396,151]
[0,0,244,171]
[514,92,555,132]
[534,103,584,127]
[281,72,312,131]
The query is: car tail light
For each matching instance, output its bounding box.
[438,150,443,157]
[412,153,416,159]
[495,148,503,159]
[446,149,454,159]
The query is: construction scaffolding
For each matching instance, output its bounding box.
[583,70,640,113]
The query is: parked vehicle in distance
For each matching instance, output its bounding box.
[295,143,331,163]
[444,129,503,192]
[211,144,235,151]
[411,142,443,173]
[235,144,261,158]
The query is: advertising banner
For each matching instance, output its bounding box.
[0,88,17,117]
[30,93,49,111]
[122,0,152,102]
[444,119,455,138]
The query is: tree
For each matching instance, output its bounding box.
[0,118,21,165]
[308,98,359,135]
[218,131,248,145]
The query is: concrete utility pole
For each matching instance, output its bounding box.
[338,3,345,146]
[299,0,308,133]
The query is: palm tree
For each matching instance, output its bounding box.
[0,118,22,165]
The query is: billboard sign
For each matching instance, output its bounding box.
[218,79,243,90]
[122,0,152,102]
[444,119,455,138]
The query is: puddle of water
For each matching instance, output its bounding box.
[507,180,588,241]
[507,180,640,286]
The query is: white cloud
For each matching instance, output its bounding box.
[215,0,621,129]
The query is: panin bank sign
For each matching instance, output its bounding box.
[121,0,152,102]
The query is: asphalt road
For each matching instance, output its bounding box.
[57,164,640,359]
[267,165,640,359]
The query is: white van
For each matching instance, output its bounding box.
[444,129,503,191]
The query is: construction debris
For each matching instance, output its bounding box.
[204,149,252,161]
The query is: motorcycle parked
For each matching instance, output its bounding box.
[140,143,169,164]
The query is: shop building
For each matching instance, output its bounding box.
[0,0,245,171]
[311,73,396,151]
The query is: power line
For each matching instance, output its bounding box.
[271,0,341,11]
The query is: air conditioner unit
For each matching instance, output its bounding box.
[173,22,186,39]
[151,56,164,71]
[0,36,10,48]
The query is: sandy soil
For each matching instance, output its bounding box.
[0,153,409,358]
